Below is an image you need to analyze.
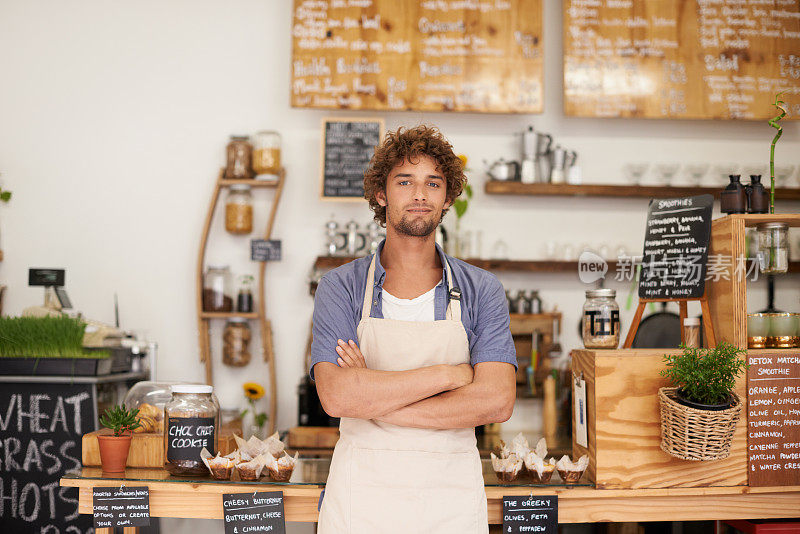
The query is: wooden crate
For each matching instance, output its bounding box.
[571,349,747,489]
[708,214,800,348]
[82,424,239,468]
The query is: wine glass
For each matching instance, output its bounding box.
[624,163,649,185]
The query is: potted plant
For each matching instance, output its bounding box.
[658,342,747,461]
[98,405,141,473]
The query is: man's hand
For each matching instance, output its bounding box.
[335,339,367,368]
[449,363,474,390]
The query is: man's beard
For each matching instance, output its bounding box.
[392,211,441,237]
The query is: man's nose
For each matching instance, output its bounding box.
[413,183,427,201]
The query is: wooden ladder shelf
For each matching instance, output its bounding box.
[196,168,286,435]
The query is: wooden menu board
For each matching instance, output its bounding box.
[747,352,800,487]
[563,0,800,120]
[291,0,543,113]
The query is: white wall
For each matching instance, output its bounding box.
[1,1,799,532]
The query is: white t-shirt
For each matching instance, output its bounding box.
[381,285,437,322]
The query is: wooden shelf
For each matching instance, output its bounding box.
[199,312,259,319]
[484,181,800,200]
[219,178,280,188]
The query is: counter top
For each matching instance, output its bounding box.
[62,461,800,524]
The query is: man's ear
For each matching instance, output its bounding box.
[376,188,387,207]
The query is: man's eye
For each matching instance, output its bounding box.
[398,180,410,185]
[428,182,441,187]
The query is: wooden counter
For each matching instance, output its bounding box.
[61,465,800,526]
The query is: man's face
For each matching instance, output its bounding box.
[377,155,450,237]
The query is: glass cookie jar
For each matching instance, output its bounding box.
[164,385,219,476]
[582,289,620,349]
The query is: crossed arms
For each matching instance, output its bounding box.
[313,339,516,429]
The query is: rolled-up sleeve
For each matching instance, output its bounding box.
[469,274,518,369]
[310,275,359,380]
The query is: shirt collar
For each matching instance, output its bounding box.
[372,238,450,288]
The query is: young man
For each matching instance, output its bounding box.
[311,125,517,533]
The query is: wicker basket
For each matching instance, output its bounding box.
[658,387,743,461]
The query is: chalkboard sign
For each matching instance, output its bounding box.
[320,118,383,200]
[639,195,714,300]
[747,352,800,487]
[251,239,282,262]
[503,495,557,533]
[223,491,286,534]
[0,382,94,533]
[564,0,800,120]
[166,416,216,461]
[93,486,151,529]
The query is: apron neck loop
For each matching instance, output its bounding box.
[362,252,462,322]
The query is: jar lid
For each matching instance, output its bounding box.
[230,135,249,140]
[228,318,249,323]
[229,184,252,192]
[206,264,230,271]
[171,384,213,394]
[683,317,700,326]
[586,289,616,298]
[757,222,788,230]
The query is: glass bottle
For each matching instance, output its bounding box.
[757,222,789,274]
[164,385,219,476]
[237,275,255,313]
[223,319,252,367]
[683,317,701,348]
[528,290,542,314]
[224,136,254,180]
[252,130,281,175]
[747,175,769,214]
[720,175,746,214]
[582,289,620,349]
[203,265,233,312]
[225,185,253,234]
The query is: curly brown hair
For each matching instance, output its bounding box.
[364,125,466,226]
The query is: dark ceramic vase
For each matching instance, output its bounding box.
[747,175,769,214]
[720,175,746,214]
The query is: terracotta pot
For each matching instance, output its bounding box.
[97,433,132,474]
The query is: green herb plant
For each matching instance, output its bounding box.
[0,316,109,359]
[768,90,787,215]
[100,405,141,436]
[661,342,747,406]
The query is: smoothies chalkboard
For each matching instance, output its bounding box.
[320,118,383,200]
[639,195,714,300]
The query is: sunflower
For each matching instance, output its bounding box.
[243,382,265,400]
[457,154,468,169]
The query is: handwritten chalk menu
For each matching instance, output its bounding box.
[564,0,800,120]
[0,382,93,533]
[503,495,557,533]
[223,491,286,534]
[166,416,216,461]
[639,195,713,300]
[291,0,543,113]
[251,239,282,261]
[321,118,383,199]
[93,486,151,529]
[747,352,800,487]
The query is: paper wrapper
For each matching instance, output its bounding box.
[523,453,556,484]
[236,453,271,481]
[233,434,273,462]
[556,454,589,484]
[200,448,235,480]
[266,451,298,482]
[491,452,523,484]
[265,432,285,457]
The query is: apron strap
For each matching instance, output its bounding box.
[361,252,462,322]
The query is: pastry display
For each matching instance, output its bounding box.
[491,452,523,484]
[556,454,589,484]
[201,448,236,480]
[266,451,298,482]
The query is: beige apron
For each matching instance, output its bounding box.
[317,255,488,534]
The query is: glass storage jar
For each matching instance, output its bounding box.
[203,265,233,312]
[252,130,281,175]
[582,289,620,349]
[237,275,254,313]
[225,185,253,234]
[164,384,219,476]
[224,136,254,180]
[223,318,252,367]
[757,222,789,274]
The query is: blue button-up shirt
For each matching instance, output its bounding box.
[310,240,517,379]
